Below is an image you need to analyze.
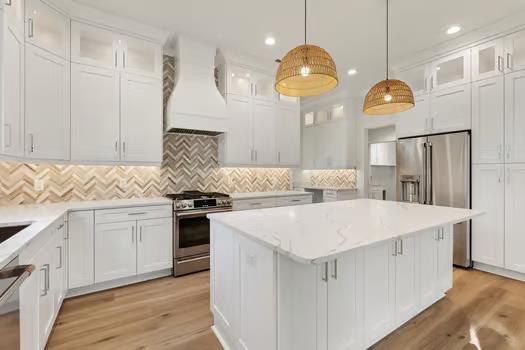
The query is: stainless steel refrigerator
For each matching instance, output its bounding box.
[396,131,471,267]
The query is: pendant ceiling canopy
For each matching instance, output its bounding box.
[275,0,338,97]
[363,0,414,115]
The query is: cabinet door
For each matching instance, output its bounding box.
[302,125,316,169]
[505,70,525,163]
[505,164,525,273]
[226,64,252,96]
[471,76,504,164]
[252,100,276,165]
[137,218,173,274]
[53,234,66,312]
[395,235,419,324]
[4,0,24,41]
[121,35,162,79]
[36,241,54,348]
[238,236,276,350]
[68,211,95,289]
[431,49,471,91]
[275,104,300,166]
[437,226,453,293]
[394,64,429,96]
[472,39,505,82]
[278,94,299,105]
[95,221,137,283]
[26,0,70,59]
[327,251,364,350]
[121,73,163,163]
[2,20,24,156]
[252,71,275,102]
[472,164,505,267]
[505,29,525,73]
[25,44,70,160]
[71,63,120,161]
[224,95,253,164]
[395,94,430,138]
[71,21,119,69]
[430,84,471,133]
[419,228,439,307]
[363,240,396,347]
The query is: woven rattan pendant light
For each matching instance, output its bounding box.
[363,0,414,115]
[275,0,338,97]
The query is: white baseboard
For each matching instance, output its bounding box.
[474,262,525,282]
[211,325,230,350]
[66,269,172,298]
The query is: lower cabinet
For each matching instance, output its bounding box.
[232,195,313,211]
[504,164,525,273]
[137,217,173,274]
[68,210,95,289]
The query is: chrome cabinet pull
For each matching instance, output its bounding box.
[28,133,34,153]
[115,51,118,68]
[331,259,338,280]
[321,262,328,282]
[497,56,504,72]
[4,123,11,148]
[249,202,263,206]
[122,141,126,156]
[139,226,143,242]
[507,53,512,70]
[397,239,403,255]
[57,246,63,269]
[123,51,126,68]
[28,18,34,38]
[278,151,281,163]
[127,212,146,216]
[392,240,398,256]
[40,264,50,296]
[131,226,135,243]
[114,139,119,154]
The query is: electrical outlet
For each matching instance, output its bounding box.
[120,179,127,188]
[34,178,45,191]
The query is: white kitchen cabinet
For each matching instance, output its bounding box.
[437,226,453,292]
[223,64,253,97]
[71,63,120,162]
[36,240,54,349]
[504,164,525,273]
[395,235,419,324]
[430,49,471,91]
[472,164,505,268]
[472,39,505,82]
[68,210,95,289]
[137,217,173,274]
[471,76,505,164]
[394,63,430,96]
[419,228,439,307]
[278,94,299,105]
[504,29,525,74]
[120,73,162,163]
[275,104,300,166]
[302,124,316,169]
[363,239,396,346]
[233,197,276,211]
[2,12,24,156]
[121,34,162,79]
[370,142,396,166]
[326,251,364,350]
[25,0,70,60]
[25,44,70,160]
[238,236,276,350]
[71,21,119,69]
[251,99,276,165]
[430,84,471,133]
[251,71,275,102]
[4,0,24,41]
[219,95,253,165]
[95,221,137,283]
[505,70,525,163]
[395,94,430,138]
[53,224,66,313]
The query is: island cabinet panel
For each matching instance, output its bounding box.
[419,228,440,306]
[394,234,420,325]
[437,225,453,292]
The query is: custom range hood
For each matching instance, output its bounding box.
[165,36,227,135]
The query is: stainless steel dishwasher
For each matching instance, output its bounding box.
[0,257,34,349]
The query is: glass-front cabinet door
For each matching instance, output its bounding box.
[472,39,504,82]
[251,71,275,101]
[71,21,119,69]
[121,35,162,79]
[430,49,471,91]
[394,63,429,96]
[26,0,70,59]
[505,29,525,74]
[226,64,253,96]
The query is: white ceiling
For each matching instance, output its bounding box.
[75,0,525,97]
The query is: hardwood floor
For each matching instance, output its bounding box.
[47,268,525,350]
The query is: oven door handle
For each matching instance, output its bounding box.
[176,208,232,218]
[0,264,34,306]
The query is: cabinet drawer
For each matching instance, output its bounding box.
[95,205,172,224]
[233,198,276,211]
[275,195,312,207]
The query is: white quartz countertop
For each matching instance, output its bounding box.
[231,191,312,200]
[0,197,172,269]
[208,199,482,264]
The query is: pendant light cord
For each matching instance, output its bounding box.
[304,0,307,45]
[386,0,389,80]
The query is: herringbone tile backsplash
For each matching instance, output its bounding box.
[0,134,291,205]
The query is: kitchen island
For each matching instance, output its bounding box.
[208,199,481,350]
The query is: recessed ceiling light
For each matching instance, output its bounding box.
[446,25,461,35]
[265,37,276,46]
[347,69,358,76]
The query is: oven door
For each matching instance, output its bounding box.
[175,208,232,258]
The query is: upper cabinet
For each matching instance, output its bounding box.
[71,21,119,70]
[25,0,70,59]
[505,70,525,163]
[121,34,162,79]
[394,63,430,96]
[219,62,277,102]
[275,104,300,166]
[472,39,505,82]
[504,29,525,74]
[4,0,24,41]
[430,49,471,91]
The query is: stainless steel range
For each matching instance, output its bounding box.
[165,191,232,277]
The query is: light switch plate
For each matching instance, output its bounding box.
[34,178,45,191]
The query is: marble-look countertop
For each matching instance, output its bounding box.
[208,199,482,264]
[0,197,173,269]
[231,191,312,200]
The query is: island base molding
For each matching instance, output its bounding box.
[210,221,454,350]
[474,262,525,282]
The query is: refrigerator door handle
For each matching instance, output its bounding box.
[427,142,433,205]
[423,142,428,204]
